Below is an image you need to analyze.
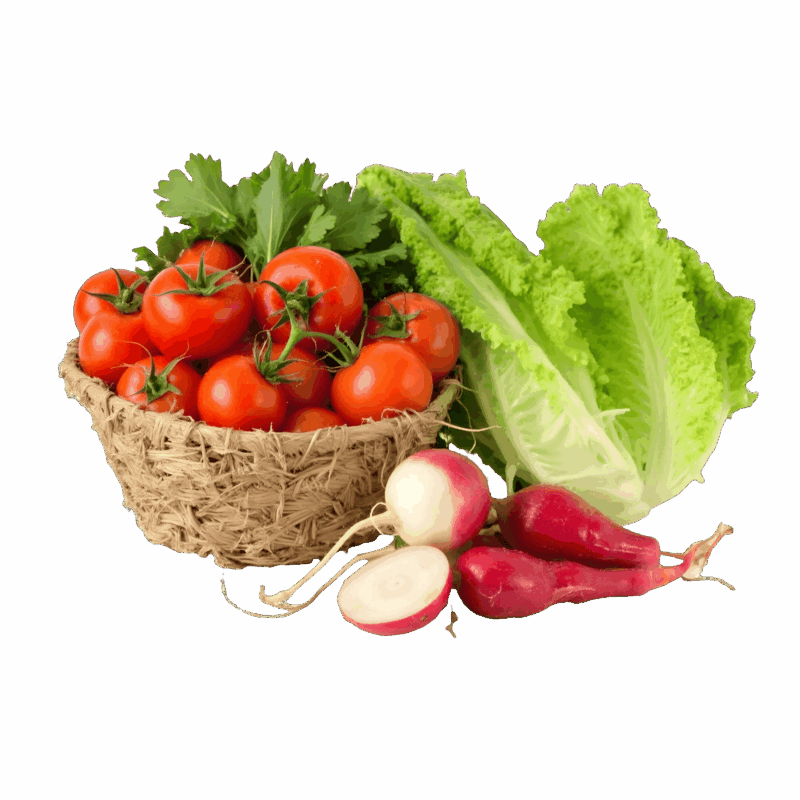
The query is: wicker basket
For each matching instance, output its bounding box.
[59,338,463,568]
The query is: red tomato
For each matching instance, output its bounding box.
[253,246,364,353]
[197,355,287,432]
[206,335,258,367]
[78,311,156,387]
[330,341,433,426]
[366,293,460,382]
[267,341,332,409]
[207,337,332,408]
[282,407,347,433]
[141,264,253,360]
[73,269,147,333]
[116,356,201,419]
[245,281,258,301]
[175,240,243,272]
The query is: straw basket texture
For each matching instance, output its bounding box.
[59,338,463,568]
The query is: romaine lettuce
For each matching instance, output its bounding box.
[357,167,757,523]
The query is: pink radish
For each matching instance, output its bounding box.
[257,448,492,613]
[338,546,453,635]
[383,449,492,549]
[495,484,663,569]
[456,523,734,619]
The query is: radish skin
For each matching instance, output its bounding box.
[456,523,734,619]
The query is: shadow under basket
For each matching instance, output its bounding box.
[59,338,463,569]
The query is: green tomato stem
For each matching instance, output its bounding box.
[264,295,366,373]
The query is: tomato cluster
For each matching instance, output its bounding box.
[74,243,461,434]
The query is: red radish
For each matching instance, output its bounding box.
[456,523,734,619]
[338,546,452,635]
[445,531,509,590]
[258,448,492,613]
[495,484,662,570]
[383,449,492,549]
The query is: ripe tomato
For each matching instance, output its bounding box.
[253,246,364,353]
[141,264,253,360]
[266,341,332,409]
[206,335,258,367]
[175,240,243,271]
[244,281,259,302]
[73,269,147,333]
[282,407,347,433]
[116,356,202,419]
[330,341,433,426]
[78,310,156,386]
[366,293,460,382]
[197,355,287,432]
[207,337,332,408]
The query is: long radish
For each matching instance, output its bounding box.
[258,448,492,612]
[338,546,452,635]
[456,523,734,619]
[494,484,663,569]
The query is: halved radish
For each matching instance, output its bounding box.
[259,448,492,613]
[338,546,453,635]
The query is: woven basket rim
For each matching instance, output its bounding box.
[59,337,463,448]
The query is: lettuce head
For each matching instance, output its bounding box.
[357,167,757,524]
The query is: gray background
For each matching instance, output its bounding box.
[5,2,793,798]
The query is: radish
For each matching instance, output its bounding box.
[258,448,492,613]
[383,449,492,549]
[338,546,453,635]
[494,484,663,570]
[456,523,734,619]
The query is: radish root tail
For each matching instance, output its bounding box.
[257,503,399,612]
[220,543,400,618]
[681,523,735,590]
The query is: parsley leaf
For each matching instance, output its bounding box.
[155,154,239,236]
[321,184,387,252]
[231,166,272,242]
[296,204,338,246]
[133,152,412,300]
[133,226,194,279]
[244,153,327,266]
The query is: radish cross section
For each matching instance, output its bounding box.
[338,546,453,635]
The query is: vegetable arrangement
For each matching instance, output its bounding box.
[72,154,462,433]
[67,151,755,636]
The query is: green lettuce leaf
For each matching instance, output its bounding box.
[358,167,757,523]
